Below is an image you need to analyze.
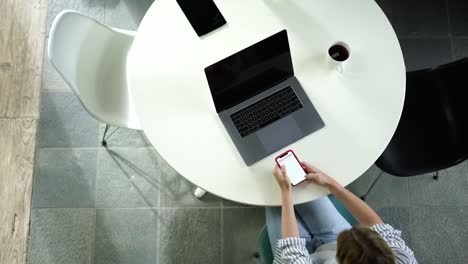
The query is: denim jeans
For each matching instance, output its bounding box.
[266,196,351,253]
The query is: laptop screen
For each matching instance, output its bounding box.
[204,30,294,113]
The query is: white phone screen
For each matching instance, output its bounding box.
[277,152,306,185]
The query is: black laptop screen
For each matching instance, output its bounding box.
[204,30,294,112]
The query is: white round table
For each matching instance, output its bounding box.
[127,0,405,206]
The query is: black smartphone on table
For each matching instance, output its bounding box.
[176,0,227,37]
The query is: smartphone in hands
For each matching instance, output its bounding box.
[275,150,307,186]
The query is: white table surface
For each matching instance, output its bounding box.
[127,0,406,206]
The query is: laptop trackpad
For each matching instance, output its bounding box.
[257,116,303,153]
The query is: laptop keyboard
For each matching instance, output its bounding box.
[230,86,303,138]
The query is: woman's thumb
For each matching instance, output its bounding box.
[305,173,317,180]
[281,165,287,176]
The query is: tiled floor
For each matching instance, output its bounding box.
[28,0,468,264]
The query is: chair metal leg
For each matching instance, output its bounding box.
[253,251,261,263]
[360,170,439,200]
[194,187,207,198]
[102,124,110,147]
[102,125,121,147]
[360,172,384,201]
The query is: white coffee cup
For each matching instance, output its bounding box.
[327,41,351,73]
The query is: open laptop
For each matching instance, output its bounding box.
[204,29,325,165]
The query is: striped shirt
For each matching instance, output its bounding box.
[272,223,417,264]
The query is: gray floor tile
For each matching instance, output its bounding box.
[448,0,468,36]
[409,162,468,206]
[376,207,413,248]
[223,208,265,264]
[95,148,159,208]
[46,0,105,37]
[33,148,97,208]
[452,37,468,60]
[223,199,255,208]
[98,123,151,148]
[412,206,468,264]
[94,209,158,264]
[105,0,153,30]
[38,91,99,147]
[28,209,95,264]
[159,208,222,264]
[346,164,383,197]
[377,0,449,37]
[365,173,410,209]
[158,150,221,208]
[399,38,452,71]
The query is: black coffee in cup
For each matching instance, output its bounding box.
[328,44,350,62]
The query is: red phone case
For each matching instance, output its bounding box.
[275,149,306,186]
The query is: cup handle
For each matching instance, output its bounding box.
[337,64,343,74]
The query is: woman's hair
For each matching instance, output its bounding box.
[336,226,395,264]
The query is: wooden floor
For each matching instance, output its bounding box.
[0,0,47,263]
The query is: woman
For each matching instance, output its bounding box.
[267,162,417,264]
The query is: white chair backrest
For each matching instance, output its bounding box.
[48,10,139,128]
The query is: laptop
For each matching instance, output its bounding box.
[204,29,325,165]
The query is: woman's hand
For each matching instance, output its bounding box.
[273,165,292,193]
[301,162,337,188]
[273,167,300,239]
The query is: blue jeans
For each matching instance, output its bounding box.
[266,196,351,253]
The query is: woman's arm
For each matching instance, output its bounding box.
[273,166,300,238]
[272,166,312,264]
[281,189,300,238]
[302,162,382,227]
[327,180,382,226]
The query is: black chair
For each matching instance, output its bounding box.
[361,58,468,200]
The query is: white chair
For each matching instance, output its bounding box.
[48,10,140,146]
[48,10,207,198]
